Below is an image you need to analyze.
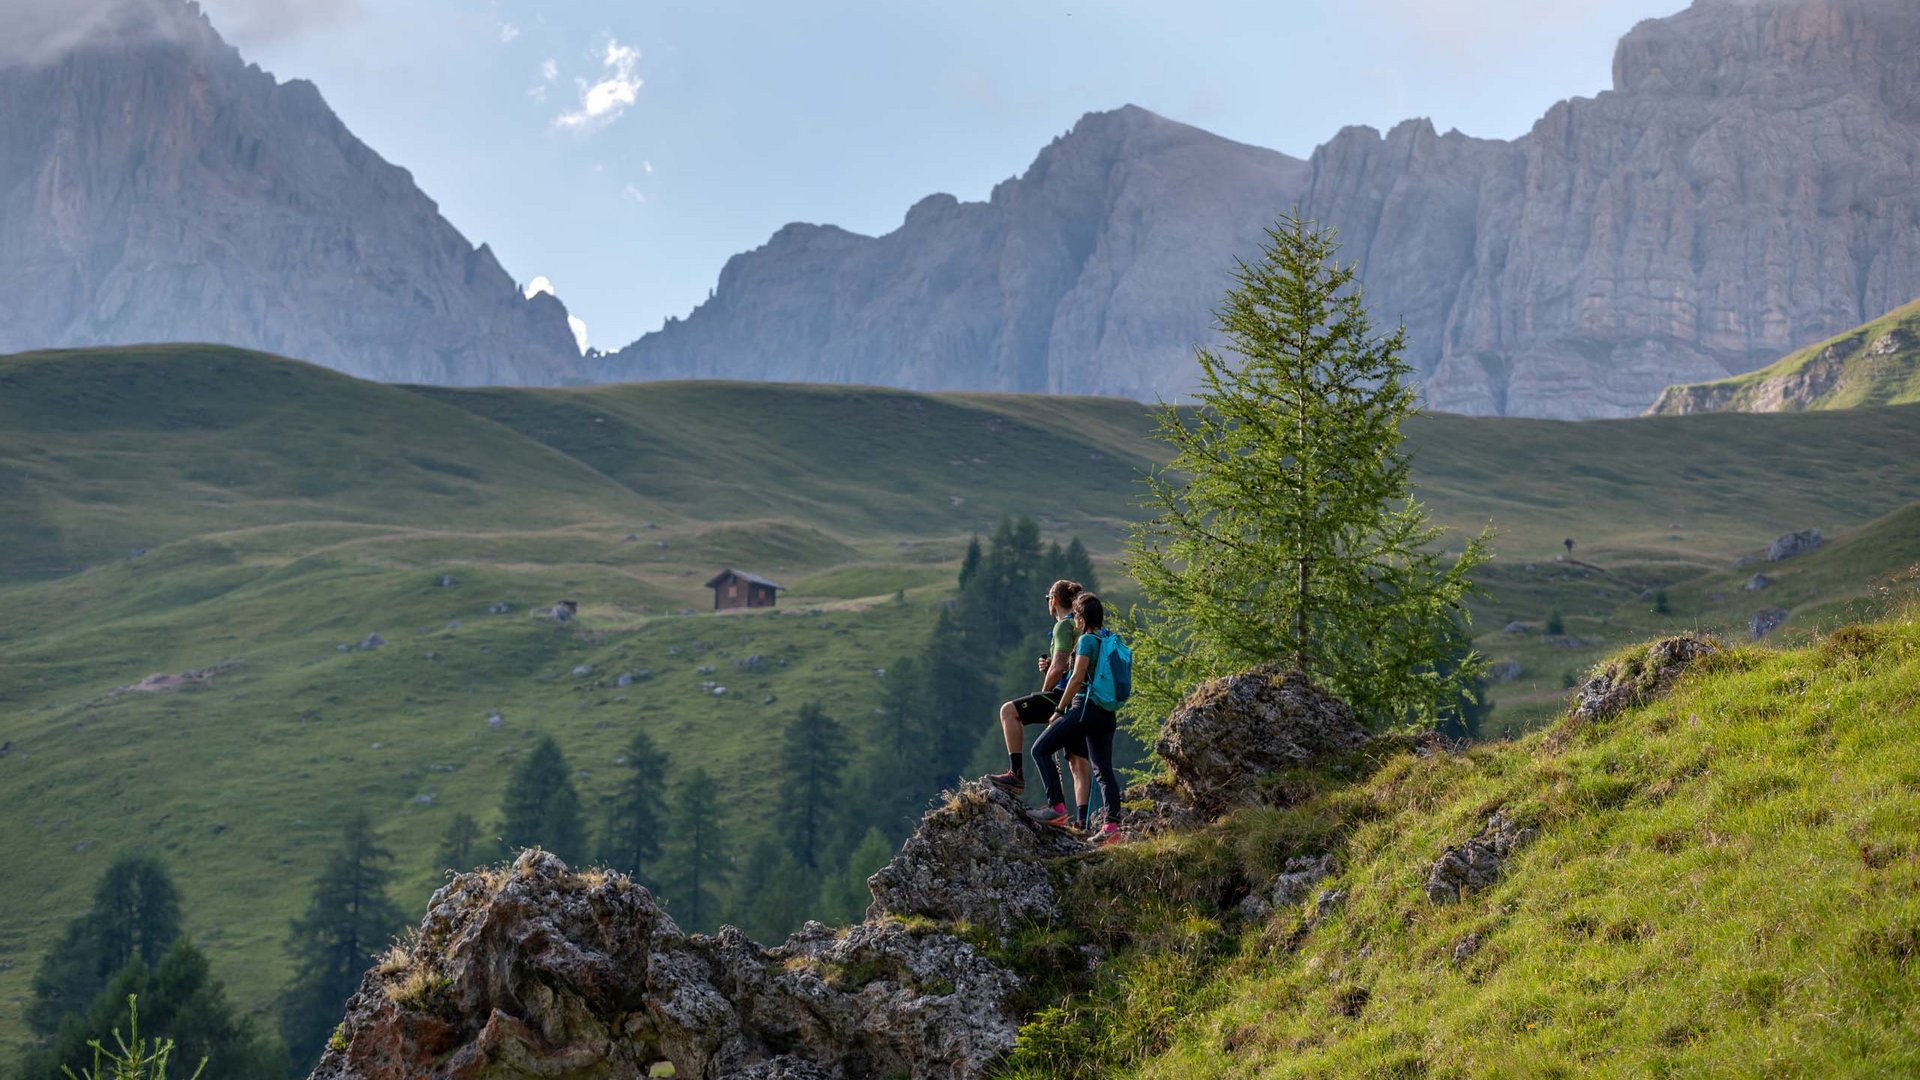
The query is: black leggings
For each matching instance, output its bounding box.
[1031,699,1122,824]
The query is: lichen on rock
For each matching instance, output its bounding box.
[866,781,1085,933]
[1424,811,1539,904]
[1154,664,1371,819]
[1569,633,1720,726]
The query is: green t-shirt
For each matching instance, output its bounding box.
[1049,615,1077,658]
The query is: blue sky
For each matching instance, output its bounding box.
[208,0,1683,352]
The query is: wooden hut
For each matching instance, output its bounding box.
[705,569,784,611]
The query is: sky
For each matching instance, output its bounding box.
[191,0,1685,352]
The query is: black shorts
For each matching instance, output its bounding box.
[1009,691,1062,725]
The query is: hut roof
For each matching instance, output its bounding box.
[704,568,786,591]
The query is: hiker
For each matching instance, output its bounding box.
[986,580,1093,822]
[1029,591,1127,846]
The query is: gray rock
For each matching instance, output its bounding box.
[1767,529,1823,562]
[412,794,432,805]
[1486,660,1524,684]
[1451,932,1484,964]
[1572,634,1719,723]
[1502,621,1532,634]
[357,634,385,651]
[485,712,503,729]
[1266,854,1337,911]
[1745,573,1773,592]
[551,600,578,623]
[1750,607,1790,640]
[486,602,511,615]
[309,850,1018,1080]
[571,664,593,677]
[435,574,457,588]
[867,781,1085,933]
[1155,665,1370,819]
[1425,811,1538,904]
[733,654,768,673]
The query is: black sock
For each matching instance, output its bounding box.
[1008,753,1023,776]
[1076,804,1089,828]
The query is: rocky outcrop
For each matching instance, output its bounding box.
[1154,665,1370,818]
[1651,297,1920,414]
[1750,607,1791,640]
[1237,854,1337,922]
[1570,634,1720,724]
[310,851,1017,1080]
[601,0,1920,419]
[1768,529,1824,562]
[0,1,580,384]
[1424,811,1539,904]
[865,781,1085,933]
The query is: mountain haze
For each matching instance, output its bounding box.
[0,0,581,384]
[602,0,1920,418]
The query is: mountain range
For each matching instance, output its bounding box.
[599,0,1920,418]
[3,0,1918,416]
[0,0,581,385]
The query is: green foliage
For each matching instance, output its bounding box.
[1654,589,1671,615]
[659,768,730,932]
[1125,213,1492,734]
[52,995,205,1080]
[1546,609,1566,636]
[28,945,280,1080]
[29,858,183,1038]
[279,814,405,1074]
[433,814,483,873]
[815,828,894,925]
[501,735,587,864]
[776,703,850,869]
[735,841,814,944]
[596,730,671,883]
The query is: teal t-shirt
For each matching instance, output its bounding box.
[1072,630,1107,701]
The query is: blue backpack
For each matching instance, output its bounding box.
[1087,629,1133,711]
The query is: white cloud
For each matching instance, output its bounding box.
[498,21,518,43]
[541,57,558,81]
[554,38,642,132]
[523,275,555,300]
[642,160,654,174]
[567,314,589,354]
[621,184,645,203]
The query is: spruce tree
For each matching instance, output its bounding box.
[596,729,670,881]
[500,735,586,864]
[775,703,848,869]
[735,839,812,942]
[1063,536,1099,592]
[1125,213,1492,732]
[28,856,182,1037]
[279,814,405,1073]
[956,536,983,591]
[816,828,894,925]
[434,813,483,872]
[28,942,283,1080]
[659,768,729,932]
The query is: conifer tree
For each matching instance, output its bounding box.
[815,828,894,925]
[1126,213,1492,733]
[956,536,983,590]
[1063,536,1100,592]
[500,735,586,864]
[279,814,405,1073]
[27,942,283,1080]
[596,730,670,881]
[659,768,729,932]
[735,840,812,942]
[29,857,183,1037]
[434,813,482,872]
[775,704,848,869]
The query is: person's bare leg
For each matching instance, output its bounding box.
[1069,754,1091,810]
[999,701,1023,755]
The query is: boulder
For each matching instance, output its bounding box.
[1745,573,1773,592]
[1238,854,1336,921]
[1424,811,1538,904]
[486,602,511,615]
[1155,665,1370,818]
[1486,660,1524,684]
[309,851,1017,1080]
[552,600,578,623]
[1767,529,1822,562]
[1501,621,1532,635]
[866,781,1084,932]
[1750,607,1789,640]
[1570,634,1718,724]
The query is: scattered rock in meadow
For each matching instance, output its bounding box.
[572,664,593,677]
[486,601,511,615]
[1745,573,1773,592]
[734,654,767,673]
[552,600,578,622]
[435,574,457,588]
[115,659,243,695]
[1750,607,1789,639]
[1571,633,1718,723]
[357,634,385,651]
[1155,665,1370,818]
[1486,660,1523,684]
[1240,854,1338,921]
[1451,932,1484,964]
[1767,529,1822,562]
[485,712,503,729]
[1502,621,1532,634]
[1425,811,1538,904]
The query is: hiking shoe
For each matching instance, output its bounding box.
[985,770,1026,796]
[1028,803,1073,829]
[1090,823,1126,848]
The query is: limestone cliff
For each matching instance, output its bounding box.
[1648,296,1920,413]
[601,0,1920,418]
[0,1,582,385]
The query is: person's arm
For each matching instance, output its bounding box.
[1040,648,1070,692]
[1053,653,1093,717]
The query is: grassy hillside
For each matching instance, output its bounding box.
[1649,297,1920,415]
[3,344,1920,1057]
[1002,609,1920,1077]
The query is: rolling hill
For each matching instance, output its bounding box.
[3,343,1920,1054]
[1650,297,1920,415]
